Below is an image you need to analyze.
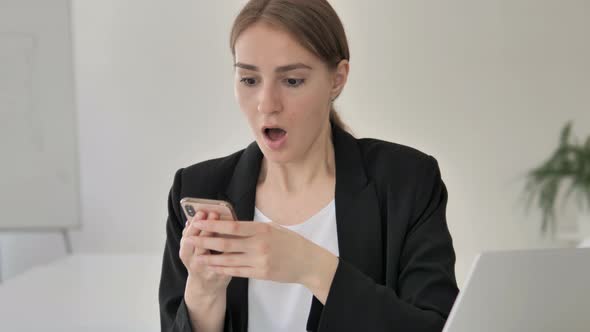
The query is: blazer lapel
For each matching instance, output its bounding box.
[305,123,383,331]
[219,122,383,332]
[218,139,262,332]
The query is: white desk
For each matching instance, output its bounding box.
[0,254,163,332]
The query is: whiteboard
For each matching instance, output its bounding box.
[0,0,79,230]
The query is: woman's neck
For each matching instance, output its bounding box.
[258,123,335,196]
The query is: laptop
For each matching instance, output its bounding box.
[443,248,590,332]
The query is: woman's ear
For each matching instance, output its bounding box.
[330,59,349,100]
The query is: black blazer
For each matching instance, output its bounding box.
[159,121,459,332]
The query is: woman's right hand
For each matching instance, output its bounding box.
[179,210,232,298]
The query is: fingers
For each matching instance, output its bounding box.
[179,235,196,263]
[183,210,215,237]
[183,210,204,237]
[191,234,254,254]
[195,252,254,268]
[180,210,214,260]
[193,210,220,255]
[183,221,201,237]
[191,219,267,237]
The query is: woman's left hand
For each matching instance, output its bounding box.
[188,218,331,285]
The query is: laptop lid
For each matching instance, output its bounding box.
[443,248,590,332]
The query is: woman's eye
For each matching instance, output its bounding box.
[284,78,305,88]
[239,77,257,86]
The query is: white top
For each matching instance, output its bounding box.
[248,199,339,332]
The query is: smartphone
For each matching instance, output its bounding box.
[180,197,238,255]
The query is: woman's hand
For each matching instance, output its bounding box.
[188,218,336,286]
[179,210,232,298]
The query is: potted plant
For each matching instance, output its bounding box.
[522,121,590,247]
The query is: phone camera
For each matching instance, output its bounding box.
[186,205,196,217]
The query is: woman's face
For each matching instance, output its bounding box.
[233,22,346,163]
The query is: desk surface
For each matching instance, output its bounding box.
[0,253,163,332]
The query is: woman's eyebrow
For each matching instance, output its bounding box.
[234,62,312,72]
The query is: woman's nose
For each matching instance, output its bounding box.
[257,84,282,113]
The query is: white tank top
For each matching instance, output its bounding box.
[248,199,339,332]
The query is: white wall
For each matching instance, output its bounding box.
[2,0,589,288]
[0,0,78,281]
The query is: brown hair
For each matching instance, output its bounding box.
[230,0,354,135]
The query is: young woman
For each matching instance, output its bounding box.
[159,1,459,331]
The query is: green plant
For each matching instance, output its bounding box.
[522,121,590,234]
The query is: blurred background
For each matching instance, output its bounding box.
[1,0,589,331]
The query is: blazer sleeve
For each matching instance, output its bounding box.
[316,155,459,332]
[158,168,234,332]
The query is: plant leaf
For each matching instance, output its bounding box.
[560,121,572,146]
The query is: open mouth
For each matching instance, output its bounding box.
[263,127,287,141]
